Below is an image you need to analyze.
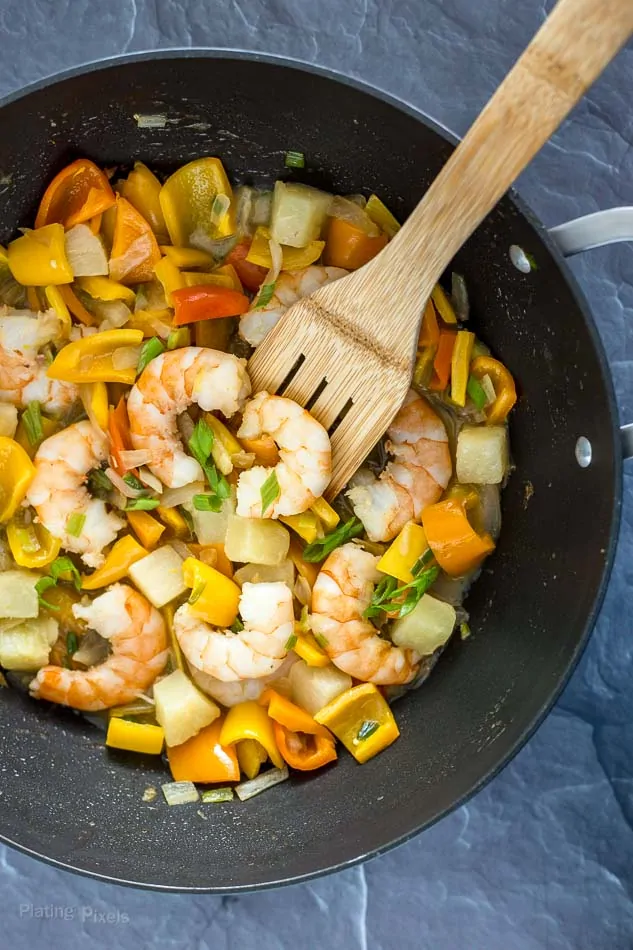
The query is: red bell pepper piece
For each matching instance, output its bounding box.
[226,242,268,293]
[171,285,250,326]
[429,329,457,391]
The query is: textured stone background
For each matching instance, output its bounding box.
[1,1,632,947]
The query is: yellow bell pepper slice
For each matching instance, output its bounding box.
[237,738,268,780]
[450,330,475,408]
[126,308,173,338]
[44,285,71,337]
[365,194,401,238]
[15,413,58,458]
[81,534,148,590]
[219,700,284,769]
[293,632,330,668]
[106,717,165,754]
[126,510,165,550]
[431,284,457,325]
[47,328,144,384]
[288,536,319,588]
[314,683,399,764]
[7,518,61,568]
[181,271,234,289]
[182,556,240,627]
[160,245,215,269]
[280,511,321,544]
[203,413,243,475]
[154,255,184,304]
[156,505,189,538]
[310,496,340,531]
[0,438,36,522]
[76,275,136,306]
[377,521,429,584]
[8,224,73,286]
[159,157,235,246]
[116,162,169,244]
[247,226,324,270]
[211,263,243,292]
[79,381,109,430]
[162,601,185,672]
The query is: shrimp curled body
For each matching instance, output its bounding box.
[174,581,294,701]
[348,390,452,542]
[26,420,125,567]
[311,543,420,685]
[236,392,331,517]
[239,266,348,347]
[127,346,251,487]
[30,584,169,711]
[0,309,78,413]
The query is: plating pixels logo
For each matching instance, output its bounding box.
[19,904,130,924]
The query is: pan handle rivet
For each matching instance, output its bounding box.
[575,436,592,468]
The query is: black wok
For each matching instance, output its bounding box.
[0,51,622,891]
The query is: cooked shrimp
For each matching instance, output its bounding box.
[0,308,78,413]
[348,390,452,542]
[310,542,420,685]
[239,265,348,347]
[236,392,331,517]
[26,420,125,568]
[127,347,251,487]
[189,654,297,707]
[173,581,294,688]
[30,584,169,711]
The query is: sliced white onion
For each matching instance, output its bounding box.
[93,299,132,330]
[188,229,238,260]
[138,467,163,494]
[232,451,255,470]
[105,466,144,498]
[119,449,153,470]
[73,631,109,667]
[235,185,254,237]
[162,781,199,806]
[109,234,156,283]
[252,191,273,228]
[210,193,231,231]
[64,224,109,276]
[327,195,380,236]
[176,411,195,445]
[112,345,141,370]
[481,373,497,406]
[294,574,312,607]
[235,766,289,802]
[169,539,197,561]
[160,481,205,509]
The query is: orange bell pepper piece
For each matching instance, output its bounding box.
[171,285,250,326]
[117,162,169,244]
[288,536,319,587]
[421,499,495,577]
[126,510,165,549]
[108,396,134,475]
[187,542,234,578]
[258,688,333,739]
[167,717,240,783]
[226,242,268,293]
[273,722,337,771]
[418,299,439,347]
[238,435,280,467]
[57,284,95,326]
[109,197,161,284]
[35,159,116,229]
[88,213,103,235]
[322,216,388,270]
[470,356,517,424]
[429,329,457,391]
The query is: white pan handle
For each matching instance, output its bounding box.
[548,207,633,256]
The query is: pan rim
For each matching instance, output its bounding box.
[0,47,622,893]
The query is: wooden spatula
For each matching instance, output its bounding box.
[248,0,633,500]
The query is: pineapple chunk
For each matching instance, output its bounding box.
[0,570,40,618]
[391,594,456,655]
[154,669,220,747]
[270,181,332,248]
[289,660,352,716]
[183,490,235,544]
[0,616,58,670]
[456,425,508,485]
[225,517,290,566]
[233,559,295,588]
[128,546,186,608]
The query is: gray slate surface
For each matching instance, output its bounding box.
[1,1,633,947]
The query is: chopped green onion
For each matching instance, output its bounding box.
[34,576,58,610]
[460,621,471,640]
[179,506,194,537]
[467,375,487,411]
[66,512,86,538]
[285,633,298,651]
[254,281,276,309]
[125,497,160,511]
[284,150,305,169]
[235,766,289,802]
[297,604,310,635]
[66,631,79,657]
[303,517,364,562]
[314,633,328,650]
[189,581,206,605]
[50,556,82,591]
[88,467,113,498]
[21,401,43,446]
[166,327,190,350]
[137,336,165,374]
[410,548,435,577]
[450,272,469,322]
[260,470,280,515]
[201,787,234,803]
[161,781,200,806]
[193,493,223,512]
[230,618,245,633]
[187,419,230,498]
[480,373,496,406]
[122,472,147,492]
[356,719,379,742]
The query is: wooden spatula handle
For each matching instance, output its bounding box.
[373,0,633,302]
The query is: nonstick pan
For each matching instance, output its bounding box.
[0,51,626,891]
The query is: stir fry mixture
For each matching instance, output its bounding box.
[0,155,516,804]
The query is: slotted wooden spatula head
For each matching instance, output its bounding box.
[249,0,633,501]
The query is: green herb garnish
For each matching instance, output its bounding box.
[284,150,305,169]
[50,556,82,591]
[66,512,86,538]
[230,618,245,633]
[364,561,439,620]
[303,517,364,563]
[125,497,160,511]
[254,281,276,309]
[137,336,165,374]
[356,720,380,742]
[22,401,43,446]
[66,631,79,657]
[188,581,206,605]
[35,576,59,610]
[188,418,230,506]
[260,470,280,515]
[193,493,223,513]
[466,375,487,411]
[122,473,148,492]
[285,633,298,651]
[313,632,328,650]
[87,467,113,498]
